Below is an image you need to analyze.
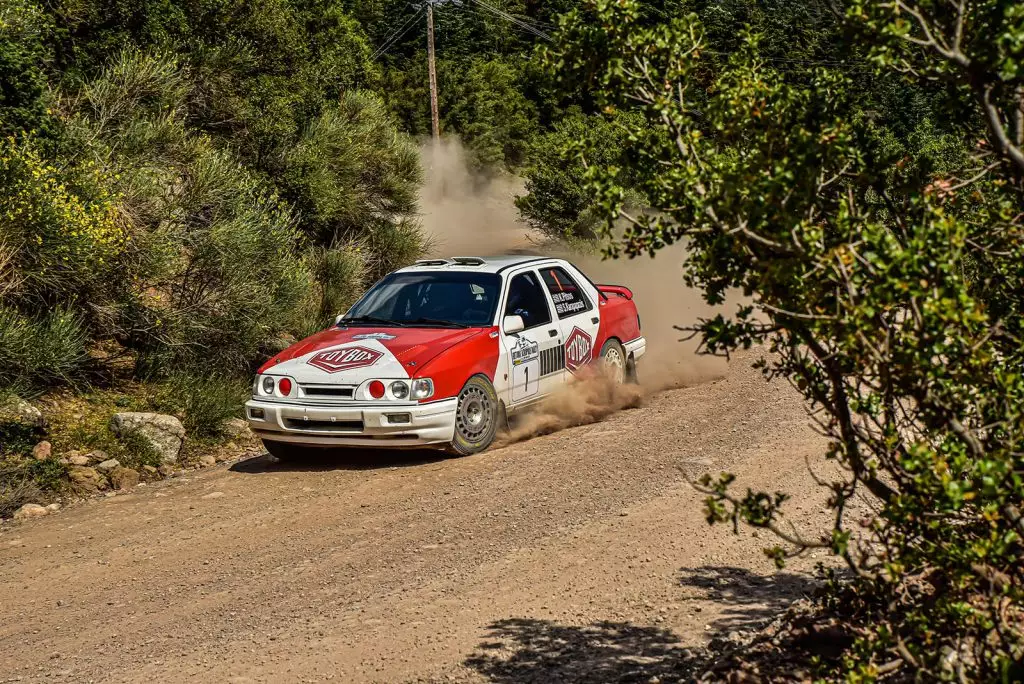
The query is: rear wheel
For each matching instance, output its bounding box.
[450,375,499,456]
[599,339,627,384]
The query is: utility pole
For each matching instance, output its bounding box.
[426,1,440,140]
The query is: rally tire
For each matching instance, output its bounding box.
[450,375,499,456]
[262,439,320,462]
[599,339,627,385]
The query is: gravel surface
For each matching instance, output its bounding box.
[0,355,836,683]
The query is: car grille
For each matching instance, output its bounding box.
[301,385,355,399]
[284,418,364,432]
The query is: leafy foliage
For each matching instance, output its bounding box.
[516,111,645,240]
[551,0,1024,679]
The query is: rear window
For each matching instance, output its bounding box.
[539,266,592,319]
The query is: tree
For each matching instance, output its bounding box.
[550,0,1024,678]
[516,111,644,240]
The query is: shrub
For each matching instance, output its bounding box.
[553,1,1024,679]
[300,243,367,335]
[282,91,423,247]
[0,134,124,308]
[157,374,249,438]
[0,465,42,518]
[0,305,89,393]
[62,51,316,378]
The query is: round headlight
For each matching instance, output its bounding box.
[261,376,275,394]
[390,381,409,399]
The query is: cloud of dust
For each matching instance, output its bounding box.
[418,139,541,257]
[417,138,732,443]
[494,366,644,447]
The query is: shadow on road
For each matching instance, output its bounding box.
[229,448,450,473]
[678,565,822,633]
[465,567,826,682]
[464,618,701,684]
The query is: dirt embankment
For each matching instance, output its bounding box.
[0,352,837,683]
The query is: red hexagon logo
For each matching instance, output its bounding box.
[564,327,593,373]
[307,346,383,373]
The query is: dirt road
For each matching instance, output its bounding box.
[0,356,832,683]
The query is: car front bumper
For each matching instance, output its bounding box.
[245,397,458,448]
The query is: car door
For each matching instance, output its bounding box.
[500,269,564,407]
[538,264,600,375]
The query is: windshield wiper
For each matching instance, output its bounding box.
[338,315,407,327]
[407,317,470,329]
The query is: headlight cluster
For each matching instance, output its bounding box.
[362,378,433,401]
[256,375,294,397]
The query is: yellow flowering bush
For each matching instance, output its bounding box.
[0,136,125,302]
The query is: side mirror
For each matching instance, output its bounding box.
[502,315,525,334]
[335,314,345,326]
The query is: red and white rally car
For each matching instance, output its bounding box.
[246,256,645,457]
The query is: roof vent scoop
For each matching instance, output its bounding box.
[451,257,485,266]
[413,259,451,266]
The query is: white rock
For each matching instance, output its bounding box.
[198,455,216,468]
[110,413,185,465]
[32,441,52,461]
[13,504,48,520]
[96,459,121,472]
[68,453,90,466]
[45,503,61,512]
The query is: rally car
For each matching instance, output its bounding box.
[246,255,646,458]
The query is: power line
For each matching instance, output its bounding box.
[370,7,426,60]
[468,0,553,42]
[441,2,552,41]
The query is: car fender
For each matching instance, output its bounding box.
[415,327,501,401]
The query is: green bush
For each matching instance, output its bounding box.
[60,51,316,377]
[0,305,90,393]
[553,1,1024,679]
[281,91,423,247]
[0,465,42,518]
[157,374,249,438]
[517,111,646,241]
[301,244,367,335]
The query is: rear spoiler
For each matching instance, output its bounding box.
[596,284,634,300]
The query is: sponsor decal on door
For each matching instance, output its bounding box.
[308,346,383,373]
[564,327,593,373]
[509,336,540,401]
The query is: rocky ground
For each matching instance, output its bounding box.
[0,354,850,683]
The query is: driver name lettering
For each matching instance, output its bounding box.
[551,291,586,315]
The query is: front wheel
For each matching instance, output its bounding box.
[599,339,627,384]
[449,375,499,456]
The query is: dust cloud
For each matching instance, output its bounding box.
[417,138,730,442]
[419,139,541,257]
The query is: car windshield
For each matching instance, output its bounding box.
[342,271,501,328]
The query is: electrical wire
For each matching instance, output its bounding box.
[444,1,552,41]
[370,7,427,60]
[468,0,553,42]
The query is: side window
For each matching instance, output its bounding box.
[540,266,592,318]
[504,272,552,330]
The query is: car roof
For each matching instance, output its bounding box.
[395,255,564,275]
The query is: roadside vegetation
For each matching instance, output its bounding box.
[547,0,1024,679]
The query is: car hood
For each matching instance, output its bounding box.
[258,326,487,382]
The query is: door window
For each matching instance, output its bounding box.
[539,266,592,319]
[504,272,552,330]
